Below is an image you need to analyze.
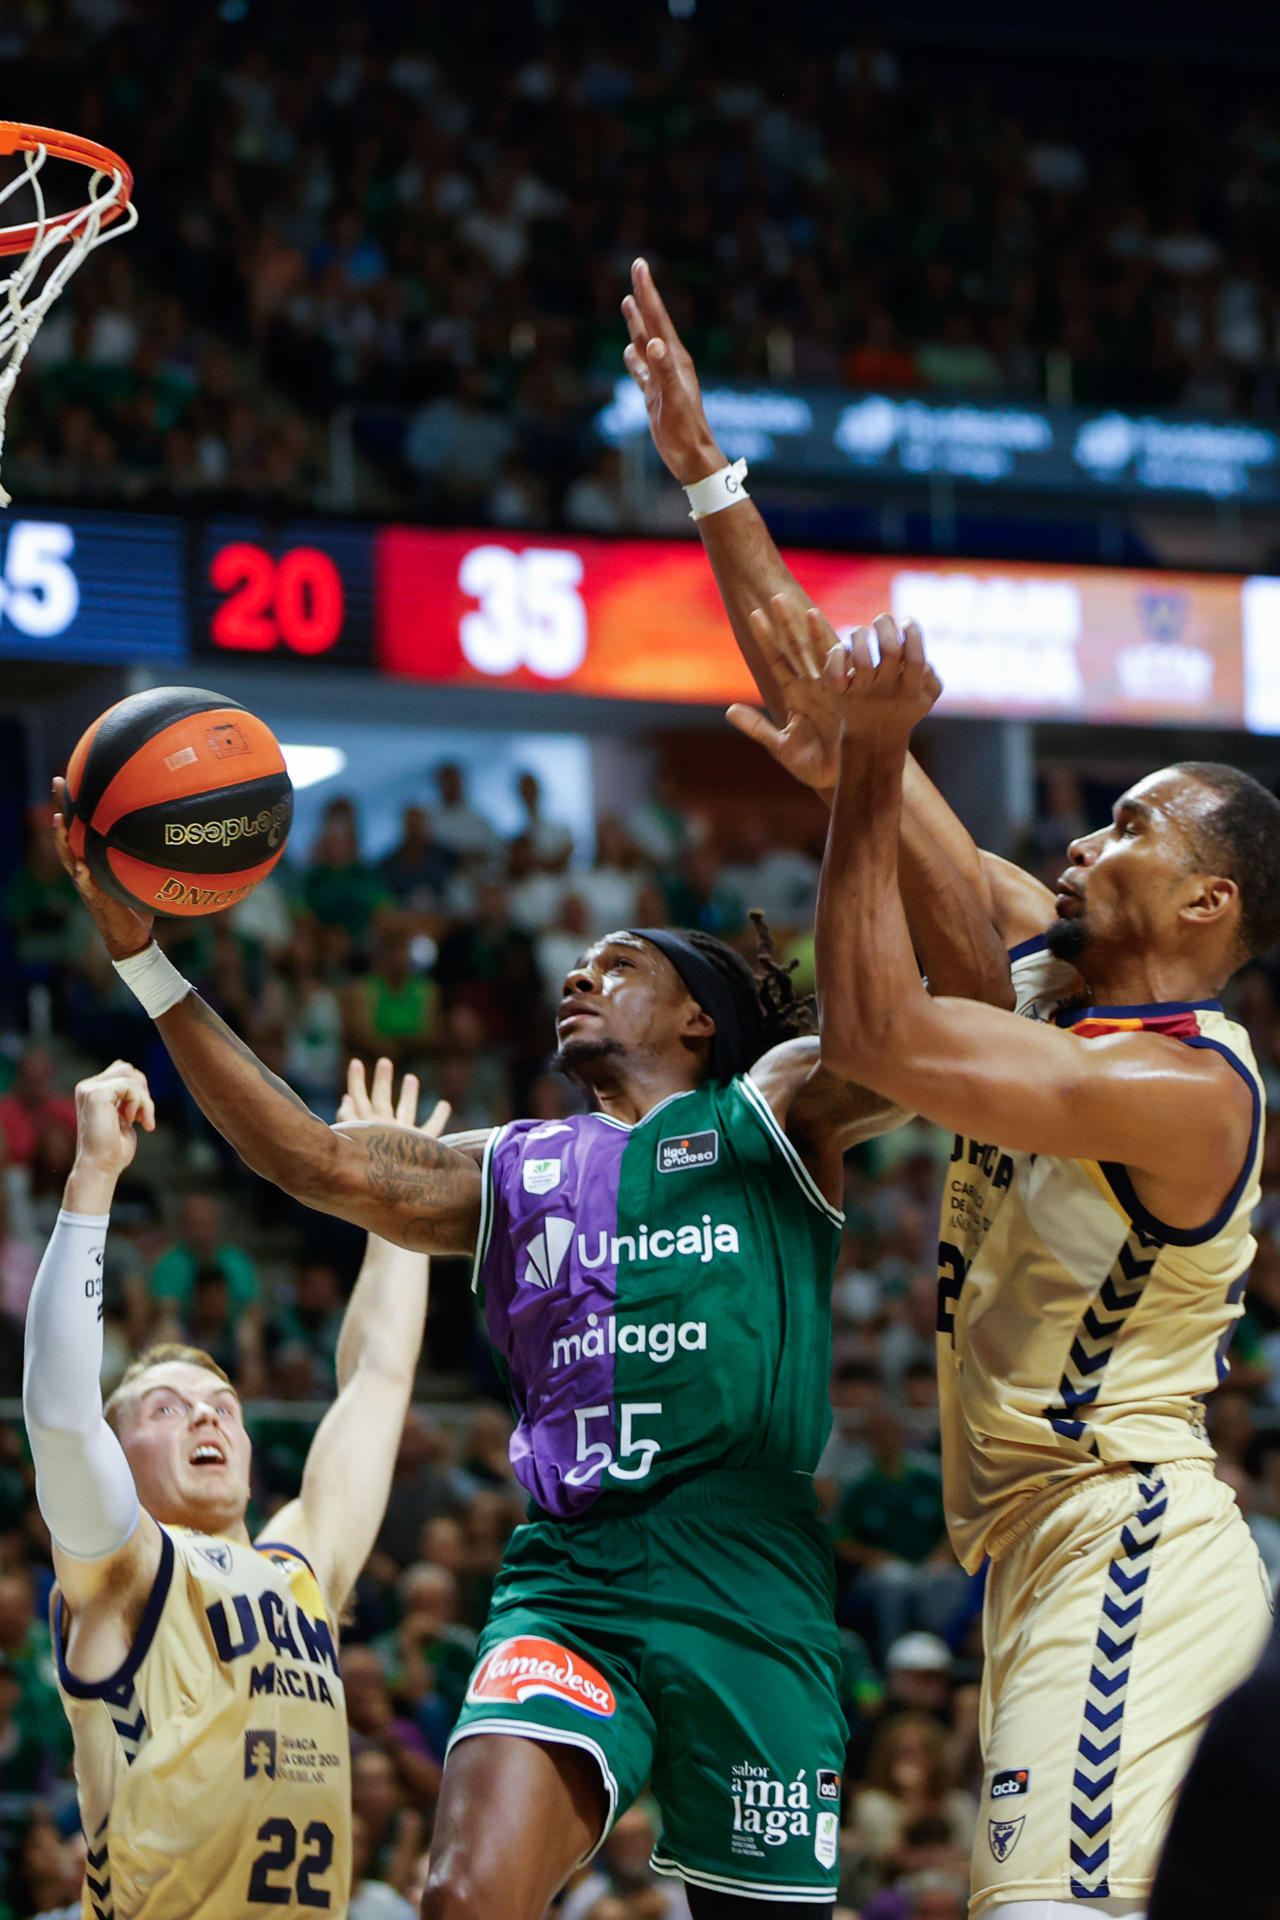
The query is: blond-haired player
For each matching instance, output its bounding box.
[23,1055,441,1920]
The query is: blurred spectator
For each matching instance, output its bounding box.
[374,1563,477,1745]
[1217,1460,1280,1593]
[343,929,438,1074]
[629,773,698,871]
[0,1575,69,1774]
[577,819,645,936]
[303,809,391,951]
[816,1358,883,1510]
[378,806,458,914]
[344,1646,442,1813]
[506,833,570,937]
[150,1193,262,1320]
[0,1184,39,1322]
[428,766,499,872]
[834,1411,957,1654]
[349,1808,420,1919]
[432,881,543,1059]
[176,1265,265,1396]
[271,1259,346,1386]
[249,1345,321,1502]
[514,771,574,871]
[719,818,820,932]
[560,1805,693,1920]
[5,1810,83,1920]
[456,1405,517,1495]
[251,921,345,1120]
[0,1052,76,1171]
[660,845,746,942]
[841,1713,977,1902]
[4,812,80,1030]
[536,892,593,1002]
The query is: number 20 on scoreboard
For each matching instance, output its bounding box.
[208,541,344,654]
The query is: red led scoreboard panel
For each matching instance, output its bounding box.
[376,528,1253,727]
[181,517,1279,730]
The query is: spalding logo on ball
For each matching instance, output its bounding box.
[63,687,294,918]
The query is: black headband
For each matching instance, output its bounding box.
[630,928,767,1084]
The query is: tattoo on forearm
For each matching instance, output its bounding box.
[365,1130,472,1214]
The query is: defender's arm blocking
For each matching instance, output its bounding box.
[266,1060,443,1617]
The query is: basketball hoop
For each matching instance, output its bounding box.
[0,122,138,507]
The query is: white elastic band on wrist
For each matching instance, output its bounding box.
[112,941,192,1019]
[684,457,749,520]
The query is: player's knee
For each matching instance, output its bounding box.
[420,1857,524,1920]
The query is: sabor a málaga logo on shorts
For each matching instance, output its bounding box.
[657,1130,718,1172]
[467,1636,617,1719]
[729,1761,815,1859]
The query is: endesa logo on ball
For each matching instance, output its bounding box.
[466,1636,616,1718]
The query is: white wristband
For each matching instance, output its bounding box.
[112,941,192,1019]
[684,457,749,520]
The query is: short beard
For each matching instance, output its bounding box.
[1045,913,1089,966]
[549,1035,627,1089]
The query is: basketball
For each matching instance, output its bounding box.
[62,686,293,918]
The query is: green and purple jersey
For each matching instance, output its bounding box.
[472,1076,844,1518]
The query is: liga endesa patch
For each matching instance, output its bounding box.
[466,1636,617,1718]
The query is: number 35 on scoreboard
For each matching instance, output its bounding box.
[457,545,588,680]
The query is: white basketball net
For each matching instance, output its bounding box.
[0,142,138,506]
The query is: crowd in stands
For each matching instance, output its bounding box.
[0,754,1278,1919]
[6,3,1280,515]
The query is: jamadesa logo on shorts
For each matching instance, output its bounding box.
[467,1636,616,1718]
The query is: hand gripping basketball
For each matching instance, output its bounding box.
[52,777,154,962]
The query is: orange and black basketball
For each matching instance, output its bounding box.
[62,687,293,918]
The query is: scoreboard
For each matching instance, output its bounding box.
[2,508,1279,733]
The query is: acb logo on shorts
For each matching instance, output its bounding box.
[467,1635,617,1719]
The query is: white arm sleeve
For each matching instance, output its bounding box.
[23,1209,142,1561]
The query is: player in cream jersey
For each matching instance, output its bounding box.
[737,601,1280,1920]
[58,1528,349,1917]
[939,936,1265,1572]
[610,271,1280,1920]
[24,1057,440,1920]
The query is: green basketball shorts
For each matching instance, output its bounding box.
[448,1468,845,1903]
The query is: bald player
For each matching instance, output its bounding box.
[779,608,1276,1920]
[23,1056,440,1919]
[620,258,1280,1917]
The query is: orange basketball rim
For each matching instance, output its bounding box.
[0,122,134,255]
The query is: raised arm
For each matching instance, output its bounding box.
[23,1064,165,1675]
[265,1060,443,1616]
[53,791,481,1254]
[621,258,1030,997]
[805,616,1251,1225]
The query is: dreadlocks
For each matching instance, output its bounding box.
[685,910,816,1059]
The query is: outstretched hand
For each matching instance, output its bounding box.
[338,1057,450,1140]
[51,776,154,961]
[621,257,724,485]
